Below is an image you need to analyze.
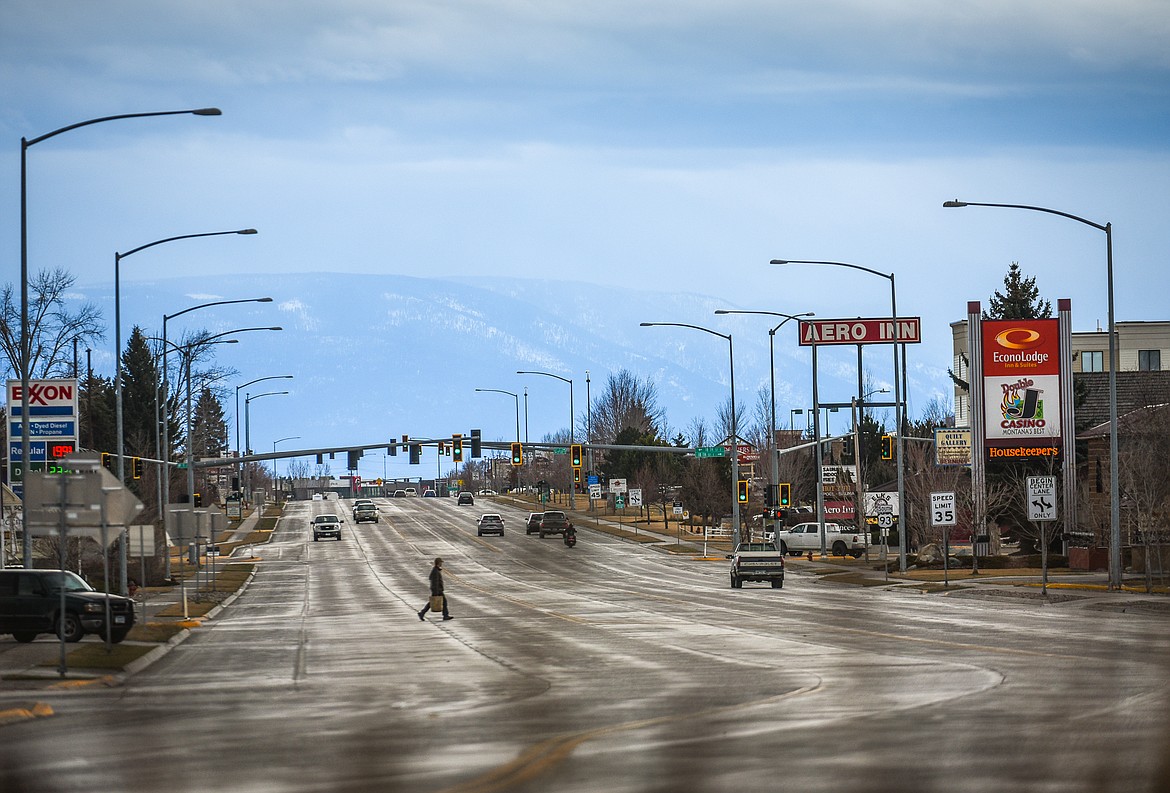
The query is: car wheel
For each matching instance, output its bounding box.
[58,612,84,643]
[477,531,483,536]
[780,542,788,555]
[110,628,130,644]
[832,541,847,556]
[539,531,546,538]
[12,632,37,643]
[772,579,783,589]
[314,535,319,542]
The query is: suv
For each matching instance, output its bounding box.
[312,514,343,541]
[353,503,378,523]
[457,492,474,506]
[0,569,136,643]
[538,511,572,538]
[476,513,505,536]
[525,512,544,534]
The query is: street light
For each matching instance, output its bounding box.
[181,328,281,516]
[244,390,290,502]
[714,309,813,518]
[273,436,301,501]
[516,371,576,510]
[161,297,273,579]
[17,106,221,568]
[944,198,1119,588]
[640,322,741,547]
[115,229,257,481]
[772,259,908,571]
[235,375,294,462]
[473,389,521,442]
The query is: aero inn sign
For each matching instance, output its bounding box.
[798,318,922,346]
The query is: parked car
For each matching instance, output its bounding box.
[405,487,417,497]
[476,513,505,536]
[457,492,474,506]
[311,514,343,541]
[0,569,136,643]
[525,512,544,534]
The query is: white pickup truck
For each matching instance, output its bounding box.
[774,521,866,558]
[730,542,786,589]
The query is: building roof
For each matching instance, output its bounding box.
[1074,371,1170,431]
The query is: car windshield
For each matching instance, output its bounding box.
[41,571,94,592]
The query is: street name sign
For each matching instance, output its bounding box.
[695,446,726,458]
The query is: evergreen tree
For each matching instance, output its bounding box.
[121,326,160,454]
[985,261,1052,320]
[193,386,228,459]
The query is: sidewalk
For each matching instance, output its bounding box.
[0,504,277,710]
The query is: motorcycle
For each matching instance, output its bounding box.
[563,526,577,548]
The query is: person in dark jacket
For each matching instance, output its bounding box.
[418,557,453,621]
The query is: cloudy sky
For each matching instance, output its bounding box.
[2,1,1168,434]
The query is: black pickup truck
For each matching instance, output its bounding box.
[0,569,136,643]
[538,510,573,538]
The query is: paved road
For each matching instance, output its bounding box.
[3,496,1170,792]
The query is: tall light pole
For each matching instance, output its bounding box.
[244,390,290,503]
[273,436,301,501]
[18,106,221,568]
[183,328,281,516]
[235,375,294,462]
[714,309,813,523]
[473,389,520,442]
[115,229,257,481]
[640,322,741,547]
[772,259,908,571]
[944,199,1119,588]
[161,297,273,576]
[517,371,575,509]
[585,370,594,505]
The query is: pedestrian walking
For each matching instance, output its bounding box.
[418,557,453,621]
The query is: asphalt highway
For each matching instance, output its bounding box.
[2,495,1169,792]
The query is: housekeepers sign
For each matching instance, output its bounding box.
[798,318,921,346]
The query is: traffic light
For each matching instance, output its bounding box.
[470,429,482,458]
[765,483,777,507]
[132,457,143,480]
[510,442,523,466]
[387,443,397,457]
[347,450,361,469]
[573,467,582,484]
[193,493,202,508]
[841,437,855,464]
[452,434,464,463]
[101,452,113,471]
[409,443,421,465]
[737,479,749,503]
[779,482,791,507]
[437,441,446,455]
[881,434,894,460]
[570,444,583,468]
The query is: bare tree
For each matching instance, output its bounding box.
[0,268,104,379]
[1117,405,1170,592]
[588,370,665,443]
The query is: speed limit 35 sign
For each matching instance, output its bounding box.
[930,492,956,526]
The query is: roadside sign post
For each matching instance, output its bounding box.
[931,492,957,587]
[1026,476,1058,595]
